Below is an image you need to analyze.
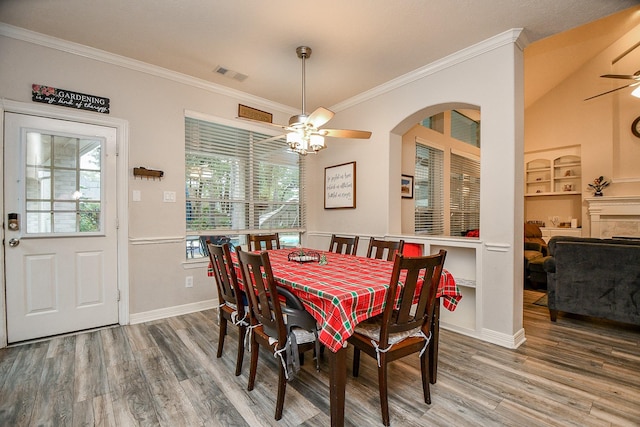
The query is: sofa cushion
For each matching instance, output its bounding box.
[545,236,640,325]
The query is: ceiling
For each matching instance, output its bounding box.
[1,1,639,113]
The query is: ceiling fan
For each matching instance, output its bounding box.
[584,70,640,101]
[242,46,372,155]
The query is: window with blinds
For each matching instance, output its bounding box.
[451,110,480,147]
[415,142,444,235]
[450,152,480,236]
[185,116,304,257]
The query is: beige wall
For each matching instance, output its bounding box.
[524,22,640,236]
[0,34,296,322]
[0,27,526,347]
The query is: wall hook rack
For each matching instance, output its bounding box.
[133,167,164,180]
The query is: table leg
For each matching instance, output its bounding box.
[328,346,347,427]
[429,298,440,384]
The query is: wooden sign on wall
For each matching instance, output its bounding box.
[32,84,110,114]
[238,104,272,123]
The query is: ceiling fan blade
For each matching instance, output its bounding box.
[306,107,334,128]
[584,81,639,101]
[320,129,372,139]
[256,134,286,144]
[601,74,640,80]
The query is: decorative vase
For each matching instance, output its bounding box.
[594,191,603,197]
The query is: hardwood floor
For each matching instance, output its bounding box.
[1,290,639,426]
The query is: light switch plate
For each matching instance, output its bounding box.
[132,190,141,202]
[163,191,176,202]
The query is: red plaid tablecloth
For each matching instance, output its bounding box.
[209,248,462,353]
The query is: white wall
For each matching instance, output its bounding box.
[306,30,527,346]
[0,27,526,347]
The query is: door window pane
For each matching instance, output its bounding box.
[25,132,103,234]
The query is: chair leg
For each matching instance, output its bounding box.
[275,361,287,420]
[420,350,431,404]
[235,325,246,376]
[378,358,390,427]
[217,316,227,358]
[248,339,259,391]
[352,347,361,377]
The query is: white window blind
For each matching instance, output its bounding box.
[450,151,480,236]
[451,110,480,147]
[415,142,444,235]
[185,116,304,235]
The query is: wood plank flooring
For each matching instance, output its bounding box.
[1,290,639,426]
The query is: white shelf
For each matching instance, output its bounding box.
[525,191,581,197]
[453,277,476,288]
[554,162,580,168]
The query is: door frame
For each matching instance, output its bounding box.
[0,99,129,348]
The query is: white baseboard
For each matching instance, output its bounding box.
[129,299,218,324]
[481,327,527,349]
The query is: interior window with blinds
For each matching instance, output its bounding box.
[415,143,444,235]
[185,116,304,258]
[450,152,480,236]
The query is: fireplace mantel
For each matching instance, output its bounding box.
[586,195,640,238]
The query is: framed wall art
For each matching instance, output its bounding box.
[401,174,414,199]
[325,162,356,209]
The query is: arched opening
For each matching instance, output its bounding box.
[393,103,481,237]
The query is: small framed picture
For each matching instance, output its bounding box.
[401,174,414,199]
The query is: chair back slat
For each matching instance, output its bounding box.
[248,233,281,251]
[208,243,244,316]
[366,238,405,261]
[381,250,446,343]
[236,248,287,344]
[328,234,359,255]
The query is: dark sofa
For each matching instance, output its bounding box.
[543,236,640,325]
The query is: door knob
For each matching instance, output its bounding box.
[8,238,20,247]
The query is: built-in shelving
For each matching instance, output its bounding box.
[525,146,581,197]
[388,235,483,338]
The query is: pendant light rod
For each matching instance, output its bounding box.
[296,46,312,116]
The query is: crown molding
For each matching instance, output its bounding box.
[332,28,525,112]
[0,23,298,116]
[1,23,524,116]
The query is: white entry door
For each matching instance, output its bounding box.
[4,112,119,343]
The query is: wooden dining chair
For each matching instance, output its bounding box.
[348,250,447,426]
[366,238,405,261]
[328,234,359,255]
[247,232,281,251]
[207,242,247,376]
[236,247,320,421]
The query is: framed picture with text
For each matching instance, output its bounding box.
[401,174,414,199]
[324,162,356,209]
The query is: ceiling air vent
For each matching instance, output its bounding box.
[214,65,248,82]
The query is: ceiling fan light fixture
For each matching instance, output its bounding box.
[287,131,310,155]
[632,86,640,98]
[239,45,370,154]
[287,131,302,146]
[310,134,325,151]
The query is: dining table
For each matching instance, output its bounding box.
[211,247,462,427]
